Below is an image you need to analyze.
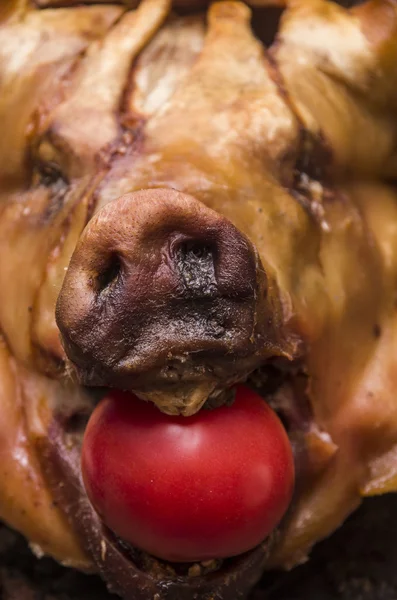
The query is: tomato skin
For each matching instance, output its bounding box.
[81,386,294,562]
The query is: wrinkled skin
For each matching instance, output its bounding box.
[1,0,397,598]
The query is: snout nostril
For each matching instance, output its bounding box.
[175,240,217,299]
[182,241,212,260]
[96,253,122,295]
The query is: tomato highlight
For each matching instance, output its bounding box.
[81,385,294,562]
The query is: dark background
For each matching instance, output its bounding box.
[1,494,397,600]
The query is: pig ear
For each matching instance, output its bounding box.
[273,0,397,178]
[38,0,171,171]
[125,0,299,177]
[277,0,397,107]
[68,0,169,118]
[350,0,397,107]
[0,0,30,21]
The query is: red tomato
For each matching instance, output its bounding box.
[81,385,294,562]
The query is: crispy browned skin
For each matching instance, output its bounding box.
[1,0,397,598]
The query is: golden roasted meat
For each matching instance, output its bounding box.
[1,0,397,597]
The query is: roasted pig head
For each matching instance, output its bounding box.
[1,0,397,598]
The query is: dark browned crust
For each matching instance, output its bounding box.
[39,416,273,600]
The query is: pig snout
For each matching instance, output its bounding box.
[56,188,270,415]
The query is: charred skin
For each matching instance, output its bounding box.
[1,0,397,599]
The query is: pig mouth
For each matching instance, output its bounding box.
[43,366,302,600]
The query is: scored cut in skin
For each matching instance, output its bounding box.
[1,0,397,598]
